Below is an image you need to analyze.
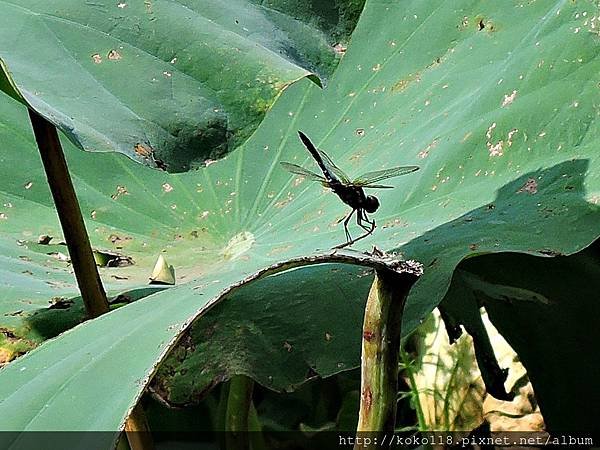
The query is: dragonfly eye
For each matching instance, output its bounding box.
[364,195,380,213]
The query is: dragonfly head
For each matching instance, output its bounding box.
[364,195,380,213]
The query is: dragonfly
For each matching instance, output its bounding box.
[281,131,419,248]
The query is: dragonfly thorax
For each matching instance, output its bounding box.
[364,195,380,213]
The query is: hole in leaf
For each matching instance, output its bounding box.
[93,250,134,267]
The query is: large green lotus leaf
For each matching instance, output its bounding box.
[0,0,600,436]
[0,0,350,172]
[151,263,372,405]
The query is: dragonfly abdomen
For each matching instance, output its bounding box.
[297,131,336,184]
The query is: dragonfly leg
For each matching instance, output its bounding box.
[361,210,376,229]
[356,209,375,235]
[364,212,376,233]
[332,209,374,249]
[367,215,376,233]
[343,209,355,243]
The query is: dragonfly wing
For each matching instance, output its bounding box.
[361,184,394,189]
[317,149,351,184]
[280,162,327,182]
[353,165,419,185]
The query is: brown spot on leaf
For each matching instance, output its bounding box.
[107,49,122,60]
[274,194,293,209]
[418,139,439,158]
[486,124,518,157]
[134,142,153,158]
[488,141,504,157]
[518,179,538,195]
[502,90,517,107]
[391,73,421,93]
[111,185,128,200]
[92,53,102,64]
[333,43,347,55]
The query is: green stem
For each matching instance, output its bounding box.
[216,382,230,449]
[355,269,418,449]
[399,347,427,431]
[248,402,266,450]
[115,433,131,450]
[27,110,109,318]
[224,375,255,450]
[28,111,152,449]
